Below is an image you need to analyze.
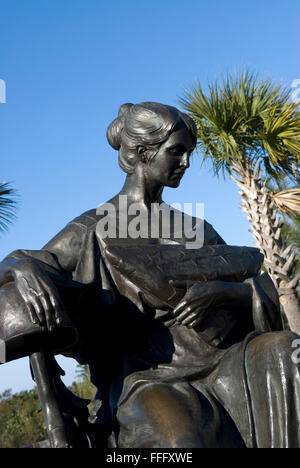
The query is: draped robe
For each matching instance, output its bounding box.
[3,208,300,448]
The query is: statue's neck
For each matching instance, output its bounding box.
[118,168,164,208]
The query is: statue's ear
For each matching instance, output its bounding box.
[137,145,147,155]
[137,145,148,162]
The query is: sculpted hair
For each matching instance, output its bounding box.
[106,102,197,174]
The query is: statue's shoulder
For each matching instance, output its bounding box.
[42,209,100,251]
[68,208,99,231]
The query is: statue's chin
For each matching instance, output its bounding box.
[166,180,181,188]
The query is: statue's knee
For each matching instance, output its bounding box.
[117,383,203,448]
[247,331,299,364]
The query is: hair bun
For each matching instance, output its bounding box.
[107,103,134,150]
[118,103,133,118]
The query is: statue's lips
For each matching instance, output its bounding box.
[172,170,185,178]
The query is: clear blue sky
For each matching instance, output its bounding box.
[0,0,299,393]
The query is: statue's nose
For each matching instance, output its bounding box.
[180,153,190,169]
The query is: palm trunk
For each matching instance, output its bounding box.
[280,292,300,332]
[231,162,300,333]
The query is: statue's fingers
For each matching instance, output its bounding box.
[188,315,205,329]
[181,311,200,326]
[172,299,188,317]
[29,294,46,327]
[180,304,205,326]
[49,293,64,325]
[24,300,39,325]
[41,280,64,325]
[38,292,56,331]
[172,294,201,317]
[175,305,196,323]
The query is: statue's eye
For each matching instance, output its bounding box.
[169,145,185,156]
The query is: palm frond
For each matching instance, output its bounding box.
[180,69,300,179]
[260,101,300,167]
[0,182,18,233]
[271,188,300,216]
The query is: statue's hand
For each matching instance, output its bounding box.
[170,280,234,329]
[11,259,64,331]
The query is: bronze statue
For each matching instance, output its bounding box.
[0,102,299,448]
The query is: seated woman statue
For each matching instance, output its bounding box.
[0,102,300,448]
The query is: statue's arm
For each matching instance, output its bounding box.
[203,222,282,331]
[0,256,25,286]
[0,220,87,330]
[171,280,252,328]
[1,219,87,276]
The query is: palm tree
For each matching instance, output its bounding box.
[180,70,300,332]
[0,181,17,234]
[273,179,300,302]
[266,176,300,280]
[281,215,300,264]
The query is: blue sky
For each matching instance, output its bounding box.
[0,0,299,392]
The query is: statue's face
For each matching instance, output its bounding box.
[143,127,195,188]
